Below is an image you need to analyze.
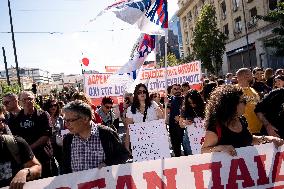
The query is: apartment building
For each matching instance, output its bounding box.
[177,0,284,74]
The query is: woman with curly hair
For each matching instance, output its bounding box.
[125,83,163,152]
[201,85,284,156]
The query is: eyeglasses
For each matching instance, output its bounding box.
[138,90,147,95]
[64,117,81,123]
[0,118,6,124]
[105,105,113,109]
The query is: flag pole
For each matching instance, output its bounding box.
[164,29,168,119]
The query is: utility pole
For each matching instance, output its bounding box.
[241,0,252,69]
[2,47,11,85]
[7,0,21,86]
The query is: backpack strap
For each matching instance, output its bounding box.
[2,135,21,165]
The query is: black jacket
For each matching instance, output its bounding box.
[62,125,129,174]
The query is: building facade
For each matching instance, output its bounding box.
[0,67,52,84]
[177,0,284,74]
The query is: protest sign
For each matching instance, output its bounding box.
[4,143,283,189]
[186,117,206,154]
[84,73,133,106]
[128,119,171,162]
[136,61,202,93]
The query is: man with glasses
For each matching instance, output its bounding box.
[61,100,129,174]
[96,97,116,130]
[8,91,55,178]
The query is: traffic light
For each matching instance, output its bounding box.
[32,84,37,94]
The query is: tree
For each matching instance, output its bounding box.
[258,2,284,56]
[157,52,181,68]
[192,4,227,75]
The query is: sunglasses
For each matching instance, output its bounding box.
[105,105,113,109]
[138,90,147,95]
[51,104,58,107]
[3,100,11,105]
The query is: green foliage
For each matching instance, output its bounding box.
[192,4,227,75]
[257,2,284,56]
[0,83,21,103]
[180,54,195,64]
[158,52,181,67]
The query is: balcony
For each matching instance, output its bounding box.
[247,18,258,29]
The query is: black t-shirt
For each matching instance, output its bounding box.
[255,88,284,138]
[0,136,34,188]
[252,81,271,98]
[169,96,184,125]
[207,116,253,148]
[8,109,52,161]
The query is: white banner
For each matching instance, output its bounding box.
[135,61,202,93]
[2,143,284,189]
[128,119,171,162]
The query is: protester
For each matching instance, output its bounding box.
[150,92,163,109]
[46,99,64,172]
[274,75,284,89]
[236,68,262,135]
[168,84,184,157]
[125,83,163,152]
[181,82,191,96]
[252,67,271,98]
[255,88,284,139]
[3,93,22,128]
[8,91,56,178]
[0,105,42,189]
[264,68,274,88]
[61,100,129,174]
[96,96,117,130]
[225,73,233,84]
[201,85,284,156]
[179,90,205,155]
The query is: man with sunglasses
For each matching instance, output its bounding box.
[8,91,56,178]
[61,100,129,174]
[96,97,117,130]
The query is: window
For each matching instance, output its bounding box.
[234,17,242,33]
[221,1,227,19]
[232,0,240,11]
[187,11,192,21]
[247,0,253,3]
[223,24,229,36]
[269,0,277,10]
[194,5,198,16]
[248,7,257,27]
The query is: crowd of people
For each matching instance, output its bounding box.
[0,66,284,188]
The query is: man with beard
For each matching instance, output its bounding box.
[251,67,271,99]
[168,84,184,157]
[236,68,262,135]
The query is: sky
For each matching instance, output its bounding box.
[0,0,179,75]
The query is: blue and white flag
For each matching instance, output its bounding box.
[93,0,168,35]
[117,33,155,74]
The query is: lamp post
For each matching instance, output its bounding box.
[241,0,252,69]
[7,0,21,86]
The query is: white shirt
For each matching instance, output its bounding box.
[126,101,159,123]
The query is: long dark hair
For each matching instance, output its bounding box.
[131,83,151,114]
[205,85,243,129]
[46,100,60,118]
[183,90,205,118]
